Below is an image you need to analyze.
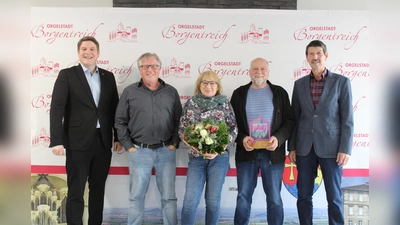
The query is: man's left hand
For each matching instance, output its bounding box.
[113,142,123,152]
[266,136,278,151]
[167,145,176,150]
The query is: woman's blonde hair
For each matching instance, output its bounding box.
[194,70,223,96]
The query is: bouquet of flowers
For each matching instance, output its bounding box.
[184,119,230,156]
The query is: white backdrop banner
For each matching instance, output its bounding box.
[31,7,369,224]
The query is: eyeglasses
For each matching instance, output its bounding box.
[139,64,160,70]
[201,81,218,86]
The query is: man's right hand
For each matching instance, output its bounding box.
[288,150,296,164]
[52,145,65,156]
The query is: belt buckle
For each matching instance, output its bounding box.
[149,143,161,149]
[138,142,165,149]
[142,143,152,149]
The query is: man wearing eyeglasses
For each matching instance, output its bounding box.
[230,57,295,225]
[114,52,182,225]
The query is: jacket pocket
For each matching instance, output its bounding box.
[328,128,340,136]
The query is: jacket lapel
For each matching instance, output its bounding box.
[98,69,107,108]
[300,75,315,111]
[316,71,335,111]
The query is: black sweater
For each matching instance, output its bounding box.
[230,81,295,163]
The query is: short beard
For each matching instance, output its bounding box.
[252,76,267,86]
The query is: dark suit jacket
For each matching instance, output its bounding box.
[49,64,119,150]
[288,71,354,158]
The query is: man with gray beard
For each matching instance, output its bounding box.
[230,57,295,225]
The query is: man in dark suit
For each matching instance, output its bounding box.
[288,40,354,225]
[50,36,122,225]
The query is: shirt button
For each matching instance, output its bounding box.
[314,115,318,118]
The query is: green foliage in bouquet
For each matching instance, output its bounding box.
[184,119,229,155]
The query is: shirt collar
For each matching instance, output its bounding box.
[137,78,165,87]
[311,68,328,80]
[80,64,99,75]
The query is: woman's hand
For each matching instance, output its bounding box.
[202,152,218,160]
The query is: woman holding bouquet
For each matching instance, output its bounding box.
[179,70,238,225]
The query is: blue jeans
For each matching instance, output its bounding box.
[234,150,284,225]
[128,145,177,225]
[181,152,230,225]
[296,148,344,225]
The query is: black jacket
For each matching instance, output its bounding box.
[230,81,295,163]
[50,65,119,150]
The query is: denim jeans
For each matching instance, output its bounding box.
[181,152,230,225]
[234,150,284,225]
[128,145,177,225]
[296,148,344,225]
